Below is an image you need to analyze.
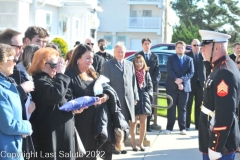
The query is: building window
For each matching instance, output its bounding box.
[143,10,152,17]
[45,12,52,33]
[104,35,112,49]
[117,36,126,45]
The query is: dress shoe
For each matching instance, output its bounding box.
[112,149,121,154]
[139,147,145,151]
[121,150,127,154]
[146,128,152,132]
[164,130,171,135]
[132,146,138,151]
[180,129,187,135]
[186,128,189,131]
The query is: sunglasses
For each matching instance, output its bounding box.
[10,44,23,50]
[7,58,18,63]
[87,43,94,46]
[45,62,58,69]
[193,44,200,47]
[237,61,240,64]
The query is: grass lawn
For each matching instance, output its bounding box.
[157,96,196,123]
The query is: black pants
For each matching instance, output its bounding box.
[186,81,203,129]
[166,89,189,131]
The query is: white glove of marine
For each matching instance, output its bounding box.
[208,148,222,160]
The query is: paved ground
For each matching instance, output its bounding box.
[105,116,240,160]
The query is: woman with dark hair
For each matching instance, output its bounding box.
[17,44,40,81]
[28,47,82,160]
[65,44,110,160]
[0,43,32,159]
[65,50,73,62]
[130,54,153,151]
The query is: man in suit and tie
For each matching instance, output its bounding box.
[165,41,194,135]
[229,42,240,61]
[102,42,139,154]
[186,39,205,130]
[136,38,160,132]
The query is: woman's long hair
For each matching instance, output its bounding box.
[20,44,40,69]
[67,44,98,79]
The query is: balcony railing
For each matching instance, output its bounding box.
[128,0,163,7]
[128,17,161,29]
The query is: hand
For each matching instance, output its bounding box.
[22,130,33,138]
[28,101,36,114]
[56,58,67,74]
[99,94,109,104]
[20,81,35,93]
[178,84,184,90]
[175,78,183,84]
[93,98,102,106]
[208,148,222,160]
[73,106,88,114]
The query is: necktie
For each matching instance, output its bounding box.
[118,61,123,69]
[179,57,183,67]
[145,54,149,61]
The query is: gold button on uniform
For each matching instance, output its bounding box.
[212,147,214,150]
[213,141,216,143]
[215,134,217,137]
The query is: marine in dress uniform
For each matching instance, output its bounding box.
[198,30,240,160]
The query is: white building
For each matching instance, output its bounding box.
[97,0,173,50]
[0,0,101,49]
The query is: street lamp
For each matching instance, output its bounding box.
[89,11,100,39]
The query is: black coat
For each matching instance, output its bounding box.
[135,71,153,116]
[95,51,113,62]
[93,83,129,152]
[30,72,75,160]
[199,56,240,154]
[92,54,105,74]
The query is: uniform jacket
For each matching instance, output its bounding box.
[0,76,32,160]
[135,71,153,116]
[136,51,161,86]
[102,58,139,122]
[199,55,240,154]
[186,51,205,88]
[165,54,194,92]
[229,53,236,62]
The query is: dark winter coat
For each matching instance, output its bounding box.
[93,83,130,150]
[135,71,153,116]
[30,72,75,160]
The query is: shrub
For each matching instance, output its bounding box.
[51,37,68,58]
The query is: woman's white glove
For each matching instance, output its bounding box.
[208,148,222,160]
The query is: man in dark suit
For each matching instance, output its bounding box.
[136,38,160,132]
[164,41,194,135]
[102,42,139,154]
[229,42,240,61]
[186,39,205,130]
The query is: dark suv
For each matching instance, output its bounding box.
[125,43,191,58]
[125,50,176,86]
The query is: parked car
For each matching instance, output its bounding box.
[125,50,176,86]
[125,43,191,58]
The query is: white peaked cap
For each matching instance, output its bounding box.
[199,30,231,42]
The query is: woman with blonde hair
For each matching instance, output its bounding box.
[130,54,153,151]
[0,43,32,159]
[28,47,81,160]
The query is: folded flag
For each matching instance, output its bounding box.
[59,96,98,111]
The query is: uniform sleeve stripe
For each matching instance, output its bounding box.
[213,126,227,131]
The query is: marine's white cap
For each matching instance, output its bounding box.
[199,30,231,45]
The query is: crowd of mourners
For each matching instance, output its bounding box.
[0,26,239,160]
[0,26,160,160]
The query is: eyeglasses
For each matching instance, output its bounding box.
[10,44,23,50]
[237,61,240,64]
[7,58,18,63]
[45,62,58,69]
[87,43,94,46]
[193,44,200,47]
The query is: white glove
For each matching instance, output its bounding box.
[208,148,222,160]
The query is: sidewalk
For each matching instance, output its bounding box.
[109,116,240,160]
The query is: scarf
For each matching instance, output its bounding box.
[135,68,145,88]
[0,71,16,84]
